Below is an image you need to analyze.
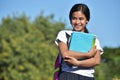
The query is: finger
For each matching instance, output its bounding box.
[64,59,71,62]
[64,56,72,60]
[94,46,97,49]
[92,46,96,49]
[65,56,71,58]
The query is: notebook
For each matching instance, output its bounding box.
[69,31,96,53]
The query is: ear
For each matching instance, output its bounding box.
[86,21,88,24]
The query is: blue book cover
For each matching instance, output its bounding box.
[69,31,95,53]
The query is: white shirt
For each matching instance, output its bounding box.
[55,30,103,77]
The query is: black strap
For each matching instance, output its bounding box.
[65,32,71,48]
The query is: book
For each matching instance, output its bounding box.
[69,31,96,53]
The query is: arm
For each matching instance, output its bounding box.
[58,41,97,59]
[64,50,101,67]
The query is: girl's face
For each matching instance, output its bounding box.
[71,11,88,32]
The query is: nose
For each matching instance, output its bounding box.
[76,19,80,24]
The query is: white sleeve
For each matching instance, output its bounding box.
[95,38,104,54]
[55,30,67,46]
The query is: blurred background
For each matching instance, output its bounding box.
[0,0,120,80]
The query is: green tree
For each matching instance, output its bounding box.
[0,13,65,80]
[95,47,120,80]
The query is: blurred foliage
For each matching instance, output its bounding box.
[0,13,120,80]
[95,47,120,80]
[0,13,64,80]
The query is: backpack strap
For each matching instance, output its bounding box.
[65,32,71,48]
[54,31,71,69]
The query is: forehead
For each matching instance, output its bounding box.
[72,11,85,17]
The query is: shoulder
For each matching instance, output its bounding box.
[57,30,72,35]
[94,37,104,54]
[55,30,72,45]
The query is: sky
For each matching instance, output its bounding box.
[0,0,120,48]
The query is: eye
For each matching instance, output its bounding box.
[71,17,77,20]
[79,17,84,20]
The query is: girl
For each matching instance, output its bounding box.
[55,3,103,80]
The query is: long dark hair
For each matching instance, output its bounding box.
[69,3,90,33]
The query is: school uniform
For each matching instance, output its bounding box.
[55,30,103,80]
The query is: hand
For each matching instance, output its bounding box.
[88,46,97,57]
[64,56,79,66]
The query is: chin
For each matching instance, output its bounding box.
[74,28,82,32]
